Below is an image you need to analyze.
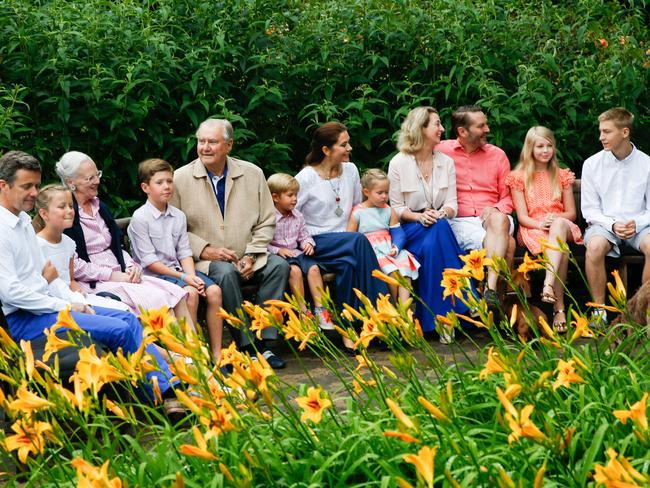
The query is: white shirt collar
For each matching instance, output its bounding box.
[0,205,29,229]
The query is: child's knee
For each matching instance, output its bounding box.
[206,284,222,304]
[289,265,303,280]
[307,265,321,278]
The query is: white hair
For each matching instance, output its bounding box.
[195,119,233,142]
[55,151,93,188]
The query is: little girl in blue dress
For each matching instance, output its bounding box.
[347,169,420,303]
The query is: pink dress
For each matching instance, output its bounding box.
[505,169,583,255]
[74,200,187,313]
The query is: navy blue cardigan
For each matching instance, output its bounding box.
[64,198,126,287]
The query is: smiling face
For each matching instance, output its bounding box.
[0,169,41,215]
[142,170,174,208]
[459,111,490,150]
[196,124,233,169]
[363,179,390,207]
[323,131,352,165]
[40,190,75,231]
[422,112,445,146]
[532,137,555,165]
[599,120,630,155]
[71,159,101,202]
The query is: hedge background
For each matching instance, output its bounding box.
[1,0,648,214]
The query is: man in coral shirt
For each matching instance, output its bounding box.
[436,105,514,305]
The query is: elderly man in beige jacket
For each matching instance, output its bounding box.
[170,118,289,368]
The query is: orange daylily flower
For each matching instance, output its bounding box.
[613,392,648,431]
[593,448,649,487]
[372,269,401,287]
[71,457,123,487]
[570,315,595,342]
[20,340,36,381]
[552,359,585,391]
[440,269,470,305]
[53,306,83,333]
[516,253,544,280]
[3,419,54,463]
[460,249,491,281]
[217,308,245,327]
[417,396,450,423]
[386,398,416,431]
[295,386,332,424]
[70,345,125,397]
[42,328,74,362]
[497,387,546,444]
[242,302,273,340]
[7,382,53,415]
[180,426,218,461]
[201,402,239,438]
[139,306,174,333]
[479,347,508,380]
[281,309,317,351]
[383,431,420,443]
[403,445,436,488]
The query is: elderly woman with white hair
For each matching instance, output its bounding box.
[55,151,193,320]
[387,107,472,341]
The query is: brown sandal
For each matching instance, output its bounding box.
[541,283,557,304]
[553,309,567,334]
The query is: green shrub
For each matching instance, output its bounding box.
[0,0,648,214]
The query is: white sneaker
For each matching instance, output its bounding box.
[438,329,455,345]
[315,307,335,331]
[589,308,608,330]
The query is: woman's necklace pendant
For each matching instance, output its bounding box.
[335,206,343,217]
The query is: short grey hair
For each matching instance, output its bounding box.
[55,151,93,187]
[196,119,233,143]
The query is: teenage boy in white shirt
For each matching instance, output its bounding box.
[581,107,650,323]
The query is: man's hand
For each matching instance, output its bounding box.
[278,248,297,258]
[613,220,636,240]
[201,246,238,262]
[237,255,255,281]
[480,207,499,222]
[70,303,95,314]
[42,260,59,283]
[302,242,315,256]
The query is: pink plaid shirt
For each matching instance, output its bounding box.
[268,207,315,255]
[73,197,136,283]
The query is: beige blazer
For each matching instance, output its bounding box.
[170,156,275,274]
[387,151,458,219]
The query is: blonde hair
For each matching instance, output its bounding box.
[515,126,561,199]
[32,184,71,232]
[360,168,389,193]
[598,107,634,132]
[397,107,438,153]
[267,173,300,195]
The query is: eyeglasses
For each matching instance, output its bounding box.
[80,171,102,184]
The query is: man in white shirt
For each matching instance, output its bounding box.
[0,150,176,398]
[581,107,650,322]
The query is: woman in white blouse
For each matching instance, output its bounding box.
[388,107,472,339]
[295,122,388,328]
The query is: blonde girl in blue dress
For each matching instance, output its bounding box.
[347,169,420,303]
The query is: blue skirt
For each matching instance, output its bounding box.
[312,232,389,310]
[402,219,471,332]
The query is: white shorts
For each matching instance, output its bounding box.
[583,223,650,258]
[449,215,515,251]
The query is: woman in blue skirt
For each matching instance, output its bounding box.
[295,122,388,347]
[387,107,472,343]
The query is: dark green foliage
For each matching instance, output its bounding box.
[1,0,648,214]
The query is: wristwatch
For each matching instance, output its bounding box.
[243,253,257,263]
